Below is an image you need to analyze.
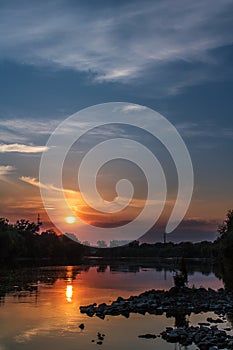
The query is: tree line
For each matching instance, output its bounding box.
[0,210,232,266]
[0,218,86,265]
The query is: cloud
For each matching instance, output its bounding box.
[19,176,76,194]
[176,122,233,139]
[0,0,232,93]
[0,118,59,143]
[0,118,58,134]
[0,165,15,176]
[20,176,47,189]
[180,217,219,230]
[0,143,48,153]
[122,105,147,112]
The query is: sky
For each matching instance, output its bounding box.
[0,0,233,245]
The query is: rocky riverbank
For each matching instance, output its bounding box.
[160,325,233,349]
[80,286,233,319]
[80,286,233,349]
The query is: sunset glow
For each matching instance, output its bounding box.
[0,0,232,245]
[65,216,76,224]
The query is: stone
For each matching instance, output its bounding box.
[138,334,156,339]
[79,286,233,349]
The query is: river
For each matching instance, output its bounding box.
[0,260,232,350]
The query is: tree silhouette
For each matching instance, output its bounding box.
[218,209,233,235]
[14,219,40,236]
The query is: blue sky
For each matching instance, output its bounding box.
[0,0,233,243]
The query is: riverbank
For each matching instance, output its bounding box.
[80,286,233,349]
[80,286,233,318]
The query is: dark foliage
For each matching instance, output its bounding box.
[0,209,232,266]
[214,209,233,262]
[0,218,86,265]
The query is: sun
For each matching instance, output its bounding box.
[65,216,76,224]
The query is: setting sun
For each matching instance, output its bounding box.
[65,216,76,224]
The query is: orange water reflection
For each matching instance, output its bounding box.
[65,266,74,302]
[66,285,73,302]
[0,265,227,350]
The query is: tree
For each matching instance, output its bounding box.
[218,210,233,235]
[14,219,40,236]
[215,209,233,262]
[0,218,10,229]
[0,218,25,261]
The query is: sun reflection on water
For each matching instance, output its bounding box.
[66,285,73,302]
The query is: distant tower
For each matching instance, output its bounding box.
[37,213,42,226]
[163,231,167,244]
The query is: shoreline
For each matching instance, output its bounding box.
[80,286,233,349]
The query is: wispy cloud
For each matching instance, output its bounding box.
[20,176,76,194]
[122,105,147,112]
[181,217,219,229]
[0,119,59,143]
[0,0,232,93]
[0,143,48,153]
[0,119,58,134]
[176,122,233,139]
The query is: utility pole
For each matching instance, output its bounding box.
[37,213,42,226]
[37,213,42,233]
[163,231,166,244]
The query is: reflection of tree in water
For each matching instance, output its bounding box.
[165,308,190,334]
[222,261,233,290]
[110,264,140,273]
[172,313,189,350]
[0,266,84,304]
[97,265,107,273]
[174,312,189,328]
[165,312,189,350]
[214,259,233,290]
[226,312,233,328]
[166,309,190,328]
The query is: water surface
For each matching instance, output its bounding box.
[0,262,231,350]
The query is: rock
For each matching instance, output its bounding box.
[228,340,233,347]
[162,329,180,343]
[96,312,105,319]
[138,334,156,339]
[79,323,85,330]
[79,285,233,350]
[198,342,210,350]
[97,303,107,311]
[98,336,104,341]
[80,303,97,317]
[117,296,124,302]
[80,287,233,320]
[159,323,233,349]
